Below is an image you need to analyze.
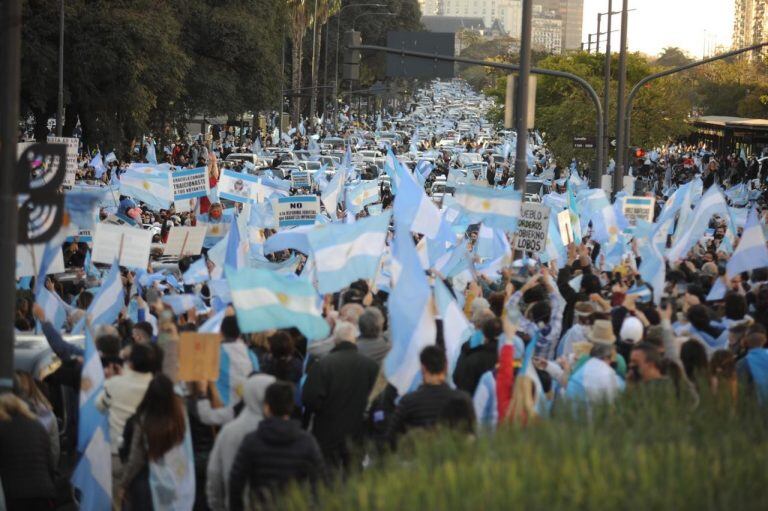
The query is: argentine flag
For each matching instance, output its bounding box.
[384,222,436,395]
[71,329,112,510]
[35,286,68,331]
[162,294,206,315]
[306,212,391,294]
[90,151,107,179]
[227,267,329,341]
[347,180,380,214]
[454,184,522,231]
[434,279,471,378]
[71,261,125,334]
[726,207,768,277]
[119,164,173,209]
[183,257,210,285]
[667,185,730,261]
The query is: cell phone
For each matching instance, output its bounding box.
[660,297,669,309]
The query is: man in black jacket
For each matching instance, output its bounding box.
[387,346,473,445]
[302,323,379,468]
[229,382,324,511]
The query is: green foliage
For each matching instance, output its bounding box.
[279,388,768,510]
[20,0,286,149]
[482,51,693,166]
[655,47,694,68]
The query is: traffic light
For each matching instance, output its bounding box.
[343,30,361,81]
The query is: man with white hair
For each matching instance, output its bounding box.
[302,320,379,468]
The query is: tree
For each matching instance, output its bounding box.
[655,47,693,68]
[309,0,340,124]
[288,0,310,127]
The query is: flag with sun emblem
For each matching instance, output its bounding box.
[227,267,330,340]
[118,163,173,209]
[454,184,522,231]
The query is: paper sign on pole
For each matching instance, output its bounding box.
[47,136,79,188]
[172,167,209,200]
[163,226,207,257]
[91,223,152,268]
[557,209,574,245]
[16,244,66,278]
[273,195,320,227]
[622,196,655,228]
[178,333,221,382]
[218,168,259,203]
[291,170,310,189]
[514,203,550,253]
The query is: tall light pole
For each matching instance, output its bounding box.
[602,0,613,179]
[57,0,64,136]
[348,12,394,116]
[308,0,319,126]
[612,0,629,196]
[514,0,533,192]
[332,3,385,130]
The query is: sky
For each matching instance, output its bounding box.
[581,0,734,59]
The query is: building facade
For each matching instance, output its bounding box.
[733,0,767,58]
[535,0,583,51]
[532,4,563,54]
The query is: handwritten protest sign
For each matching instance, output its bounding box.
[91,223,152,268]
[514,203,550,253]
[164,226,207,257]
[178,333,221,382]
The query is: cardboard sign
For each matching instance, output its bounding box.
[291,170,310,189]
[218,168,259,203]
[91,223,152,268]
[273,195,320,227]
[172,167,209,200]
[557,209,574,245]
[622,196,655,228]
[178,333,221,382]
[164,226,208,257]
[16,243,66,278]
[47,136,79,188]
[514,203,550,253]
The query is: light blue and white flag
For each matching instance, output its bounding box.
[454,184,522,231]
[183,257,209,285]
[638,238,666,305]
[35,286,67,331]
[306,212,391,294]
[347,180,380,214]
[726,207,768,277]
[119,164,173,209]
[251,136,263,156]
[71,261,125,334]
[434,279,471,378]
[393,161,449,240]
[90,151,107,179]
[540,213,567,268]
[104,151,117,164]
[71,329,112,511]
[65,188,108,229]
[227,267,329,340]
[667,185,730,261]
[162,294,206,315]
[145,139,158,165]
[224,214,248,270]
[148,423,195,511]
[384,223,436,395]
[321,168,346,213]
[199,308,226,333]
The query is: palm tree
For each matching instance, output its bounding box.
[288,0,309,127]
[309,0,340,125]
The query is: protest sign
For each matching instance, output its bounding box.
[65,226,93,243]
[622,196,655,228]
[218,168,259,203]
[172,167,209,200]
[47,136,79,188]
[514,203,550,253]
[273,195,320,227]
[291,170,310,189]
[163,226,207,257]
[16,243,66,278]
[557,209,574,245]
[91,223,152,268]
[178,333,221,382]
[174,198,195,213]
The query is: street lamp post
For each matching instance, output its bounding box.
[514,0,533,192]
[57,0,64,136]
[612,0,629,196]
[346,12,394,119]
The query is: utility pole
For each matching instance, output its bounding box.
[596,11,602,52]
[514,0,533,192]
[602,0,612,180]
[57,0,64,136]
[612,0,628,196]
[308,0,319,126]
[0,0,21,392]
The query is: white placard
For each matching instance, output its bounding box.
[291,170,310,189]
[622,196,655,227]
[174,198,195,214]
[163,226,208,257]
[557,209,574,246]
[514,203,550,253]
[16,244,66,278]
[47,136,79,188]
[272,195,320,228]
[92,223,152,269]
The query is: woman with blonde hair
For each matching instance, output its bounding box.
[0,393,56,511]
[14,371,59,466]
[506,375,539,426]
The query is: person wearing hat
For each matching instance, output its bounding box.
[569,319,628,380]
[564,319,625,404]
[556,301,595,358]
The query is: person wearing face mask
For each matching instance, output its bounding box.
[199,202,227,249]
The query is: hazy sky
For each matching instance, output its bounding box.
[581,0,734,59]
